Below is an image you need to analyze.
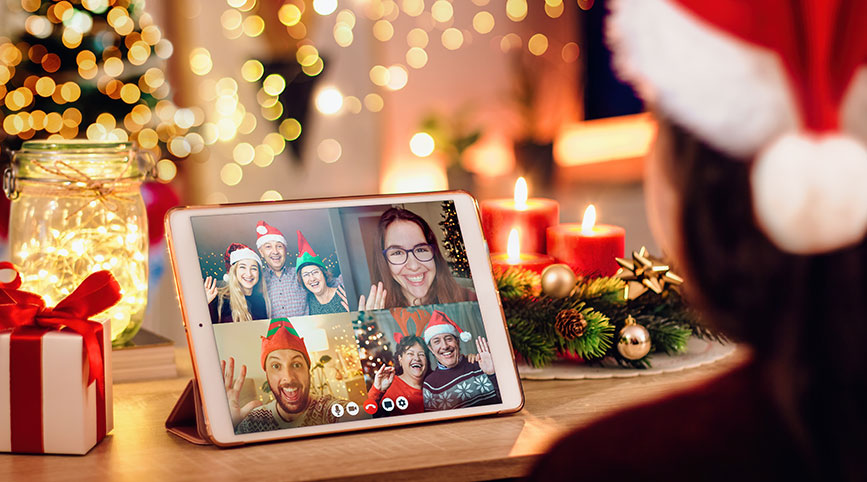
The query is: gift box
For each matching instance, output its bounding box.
[0,264,120,455]
[0,319,113,455]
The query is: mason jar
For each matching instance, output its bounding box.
[4,140,151,346]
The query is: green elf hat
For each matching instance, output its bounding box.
[295,230,326,272]
[260,318,310,369]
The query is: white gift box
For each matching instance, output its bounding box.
[0,318,113,454]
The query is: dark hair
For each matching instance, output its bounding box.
[658,115,867,479]
[393,335,431,377]
[372,207,466,307]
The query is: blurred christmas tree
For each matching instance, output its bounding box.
[439,200,471,278]
[0,0,200,180]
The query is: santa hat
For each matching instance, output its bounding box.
[223,243,261,273]
[255,221,287,249]
[260,318,310,369]
[295,230,325,272]
[423,310,471,344]
[608,0,867,254]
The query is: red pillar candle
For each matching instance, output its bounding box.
[547,205,625,278]
[480,178,560,254]
[490,229,554,274]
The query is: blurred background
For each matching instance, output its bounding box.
[0,0,659,343]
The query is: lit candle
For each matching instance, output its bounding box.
[490,228,555,274]
[546,204,625,278]
[479,177,560,254]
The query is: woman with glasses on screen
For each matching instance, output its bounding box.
[295,230,348,315]
[359,207,476,310]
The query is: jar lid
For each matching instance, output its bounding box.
[12,139,148,182]
[19,140,135,152]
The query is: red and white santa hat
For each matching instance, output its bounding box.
[255,220,287,249]
[223,242,261,273]
[608,0,867,254]
[423,310,471,344]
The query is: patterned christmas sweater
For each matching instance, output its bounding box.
[235,395,340,434]
[422,357,500,411]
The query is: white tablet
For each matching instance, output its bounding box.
[166,191,524,446]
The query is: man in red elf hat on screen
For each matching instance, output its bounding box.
[224,318,348,433]
[255,221,309,317]
[422,310,501,411]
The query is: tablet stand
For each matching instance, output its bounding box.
[165,379,213,445]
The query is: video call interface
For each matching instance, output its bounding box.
[191,201,502,434]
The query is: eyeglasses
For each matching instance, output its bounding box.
[382,243,435,265]
[300,268,322,279]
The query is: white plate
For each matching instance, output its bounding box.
[518,337,736,380]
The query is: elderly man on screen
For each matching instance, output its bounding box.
[222,318,344,433]
[255,221,309,317]
[422,311,501,411]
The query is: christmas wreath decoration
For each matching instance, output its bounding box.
[497,247,724,369]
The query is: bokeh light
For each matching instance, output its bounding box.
[528,34,549,56]
[373,20,394,42]
[189,47,213,76]
[441,28,464,50]
[317,138,342,163]
[364,93,384,112]
[473,11,495,34]
[407,28,428,48]
[409,132,435,157]
[315,87,344,115]
[313,0,338,15]
[386,65,408,90]
[261,190,282,201]
[431,1,453,22]
[406,47,428,69]
[220,163,243,186]
[506,0,528,22]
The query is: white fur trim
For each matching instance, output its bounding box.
[256,234,286,249]
[229,247,261,266]
[751,133,867,254]
[256,225,268,235]
[459,331,472,343]
[607,0,799,158]
[841,67,867,145]
[424,324,457,345]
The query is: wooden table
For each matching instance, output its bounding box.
[1,347,749,481]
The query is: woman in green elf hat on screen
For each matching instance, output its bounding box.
[295,230,348,315]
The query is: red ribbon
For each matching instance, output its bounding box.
[0,262,121,453]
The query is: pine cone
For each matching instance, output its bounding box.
[555,309,587,339]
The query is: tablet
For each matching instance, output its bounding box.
[166,191,524,446]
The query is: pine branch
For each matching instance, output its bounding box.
[559,306,614,360]
[506,312,557,368]
[495,266,540,299]
[643,316,692,355]
[573,276,627,305]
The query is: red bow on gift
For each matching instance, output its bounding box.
[0,261,122,388]
[0,261,121,452]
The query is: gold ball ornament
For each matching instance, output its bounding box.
[617,315,651,360]
[540,263,577,298]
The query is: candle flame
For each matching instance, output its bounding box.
[507,228,521,263]
[581,204,597,235]
[514,177,528,210]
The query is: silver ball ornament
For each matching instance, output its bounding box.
[617,320,651,360]
[540,264,577,298]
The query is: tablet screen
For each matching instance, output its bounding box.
[189,200,503,434]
